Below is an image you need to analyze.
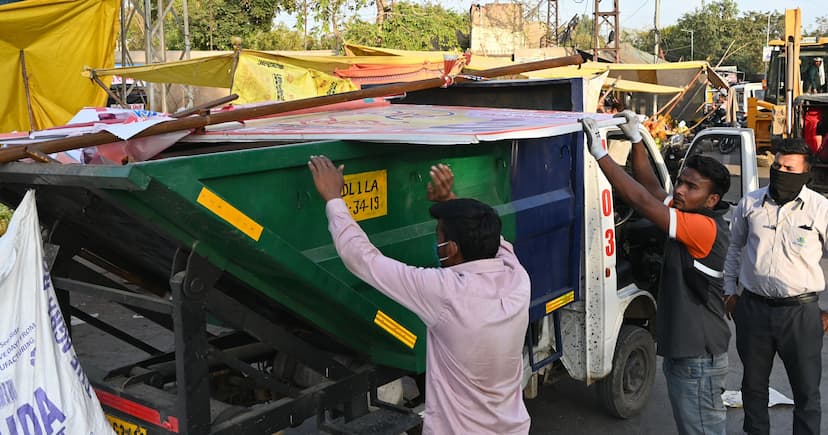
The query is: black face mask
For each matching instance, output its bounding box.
[768,168,810,204]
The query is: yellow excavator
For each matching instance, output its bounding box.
[747,8,828,151]
[746,8,828,191]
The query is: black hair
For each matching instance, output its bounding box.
[429,198,502,261]
[773,138,814,167]
[684,155,731,199]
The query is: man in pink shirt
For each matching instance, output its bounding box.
[308,155,531,434]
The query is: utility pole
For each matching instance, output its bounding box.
[544,0,559,47]
[653,0,660,63]
[652,0,660,114]
[593,0,620,62]
[303,0,308,50]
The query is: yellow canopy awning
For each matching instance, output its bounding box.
[88,53,237,88]
[0,0,119,133]
[604,77,683,94]
[526,60,728,90]
[342,43,516,72]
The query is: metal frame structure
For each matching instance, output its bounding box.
[45,235,421,434]
[542,0,559,47]
[592,0,620,63]
[116,0,192,111]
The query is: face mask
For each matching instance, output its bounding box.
[434,242,449,267]
[768,168,810,205]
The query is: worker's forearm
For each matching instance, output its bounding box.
[597,155,670,232]
[630,140,665,199]
[598,155,656,209]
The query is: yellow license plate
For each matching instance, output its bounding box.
[107,415,149,435]
[342,169,387,222]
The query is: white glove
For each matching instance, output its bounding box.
[613,110,643,143]
[581,118,607,160]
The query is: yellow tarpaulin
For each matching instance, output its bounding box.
[88,51,360,103]
[230,52,357,104]
[0,0,118,133]
[90,53,238,88]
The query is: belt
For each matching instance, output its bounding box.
[744,290,819,307]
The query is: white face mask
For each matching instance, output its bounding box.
[434,241,449,267]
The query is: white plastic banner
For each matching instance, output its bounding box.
[0,191,114,435]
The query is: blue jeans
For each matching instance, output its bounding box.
[663,353,728,435]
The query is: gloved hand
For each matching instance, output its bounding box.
[613,110,643,143]
[581,118,607,161]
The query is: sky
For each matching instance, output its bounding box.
[450,0,823,32]
[275,0,824,35]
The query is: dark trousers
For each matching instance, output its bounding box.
[734,293,824,435]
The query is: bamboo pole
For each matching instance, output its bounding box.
[649,68,705,121]
[19,50,38,131]
[0,55,583,164]
[171,93,238,118]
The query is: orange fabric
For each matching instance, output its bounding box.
[675,210,717,259]
[804,109,821,154]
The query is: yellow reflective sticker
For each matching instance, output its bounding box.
[545,291,575,314]
[197,187,263,241]
[374,310,417,349]
[342,170,387,222]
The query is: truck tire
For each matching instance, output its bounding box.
[596,325,656,418]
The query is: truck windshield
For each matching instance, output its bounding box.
[765,44,828,105]
[765,51,784,104]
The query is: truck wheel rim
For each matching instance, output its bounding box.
[622,348,647,395]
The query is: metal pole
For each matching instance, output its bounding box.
[546,0,551,46]
[120,0,128,107]
[653,0,660,115]
[653,0,660,62]
[158,0,167,113]
[593,0,600,61]
[183,0,193,108]
[144,0,155,110]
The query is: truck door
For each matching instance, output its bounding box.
[681,128,760,215]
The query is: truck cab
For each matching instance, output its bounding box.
[522,124,759,418]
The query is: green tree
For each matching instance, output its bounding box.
[342,2,469,51]
[248,24,328,50]
[163,0,297,50]
[805,15,828,37]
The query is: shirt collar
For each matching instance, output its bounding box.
[449,257,505,274]
[762,186,809,209]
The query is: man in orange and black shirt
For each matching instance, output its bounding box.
[582,113,732,435]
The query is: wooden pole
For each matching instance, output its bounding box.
[171,93,238,118]
[19,50,38,131]
[649,68,704,121]
[91,73,130,109]
[0,55,583,164]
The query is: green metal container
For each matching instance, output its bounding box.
[0,102,599,375]
[134,140,521,372]
[0,139,521,373]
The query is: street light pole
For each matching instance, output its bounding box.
[682,29,694,60]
